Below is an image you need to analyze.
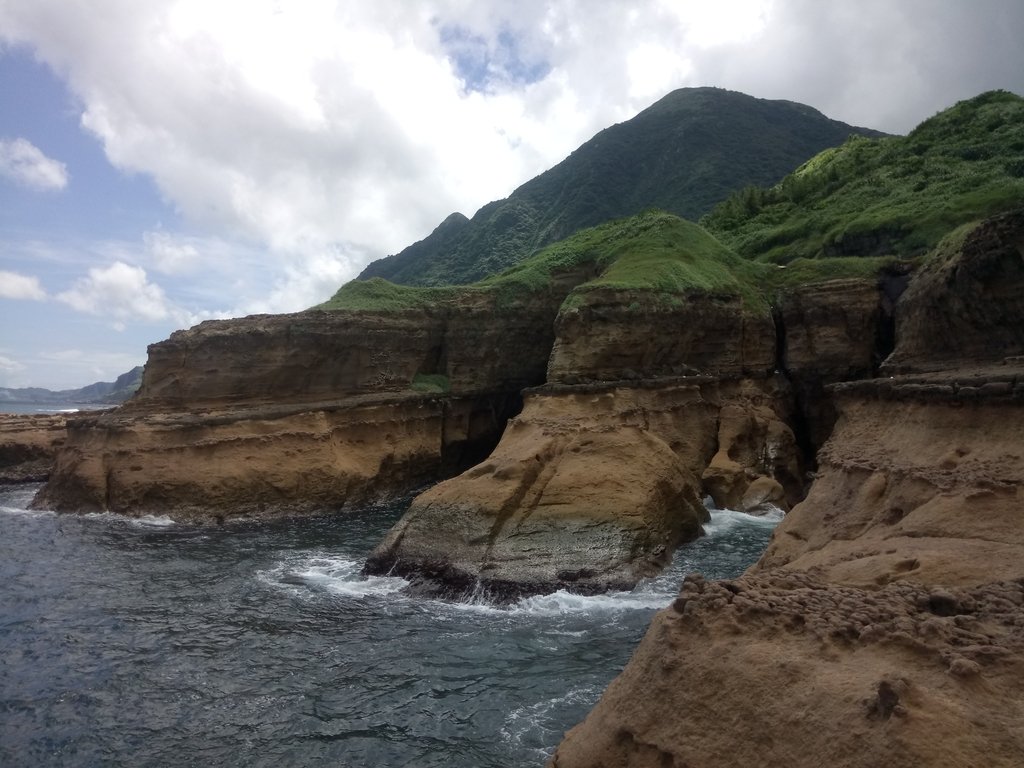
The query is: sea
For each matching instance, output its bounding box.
[0,480,781,768]
[0,402,113,416]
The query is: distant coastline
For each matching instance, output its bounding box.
[0,366,142,413]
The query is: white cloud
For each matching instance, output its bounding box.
[0,0,1020,319]
[0,0,786,278]
[144,231,200,274]
[0,354,26,376]
[56,261,182,329]
[0,270,46,300]
[0,137,69,191]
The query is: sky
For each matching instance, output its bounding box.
[1,1,1022,390]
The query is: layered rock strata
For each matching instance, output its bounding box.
[551,571,1024,768]
[547,288,775,383]
[33,393,518,521]
[366,381,719,597]
[365,286,807,597]
[0,413,67,483]
[366,375,801,597]
[550,212,1024,765]
[34,296,565,519]
[758,370,1024,587]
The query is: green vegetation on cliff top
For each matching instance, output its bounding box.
[358,87,881,286]
[320,211,897,316]
[703,90,1024,263]
[324,91,1021,317]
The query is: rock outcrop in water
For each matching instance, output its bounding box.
[32,298,560,519]
[364,282,808,597]
[549,209,1024,766]
[33,213,901,597]
[0,413,67,483]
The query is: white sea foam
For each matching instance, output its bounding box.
[509,587,669,615]
[500,685,602,758]
[702,506,785,535]
[0,503,56,518]
[262,506,784,612]
[263,555,409,599]
[131,514,177,528]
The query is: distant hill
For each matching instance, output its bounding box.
[357,87,884,286]
[0,366,144,406]
[702,90,1024,262]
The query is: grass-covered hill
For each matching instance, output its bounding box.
[321,210,894,317]
[357,87,882,286]
[702,90,1024,263]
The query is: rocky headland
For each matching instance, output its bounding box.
[549,209,1024,766]
[0,413,67,483]
[16,88,1024,766]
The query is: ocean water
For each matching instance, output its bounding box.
[0,483,781,768]
[0,402,112,416]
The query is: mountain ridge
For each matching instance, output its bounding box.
[0,366,144,406]
[357,86,885,286]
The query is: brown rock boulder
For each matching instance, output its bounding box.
[550,572,1024,768]
[0,413,67,482]
[365,382,718,598]
[756,373,1024,588]
[883,209,1024,374]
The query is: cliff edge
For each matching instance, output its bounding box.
[549,209,1024,766]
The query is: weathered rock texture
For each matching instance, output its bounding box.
[33,393,517,521]
[551,571,1024,768]
[776,275,897,449]
[33,297,567,518]
[364,282,812,597]
[883,209,1024,374]
[547,290,775,383]
[758,372,1024,588]
[0,413,67,483]
[366,376,802,596]
[366,383,714,596]
[134,298,560,409]
[550,212,1024,767]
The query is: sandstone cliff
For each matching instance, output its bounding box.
[33,294,564,519]
[549,211,1024,766]
[0,413,67,483]
[363,275,815,597]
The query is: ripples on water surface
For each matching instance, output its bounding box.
[0,483,781,767]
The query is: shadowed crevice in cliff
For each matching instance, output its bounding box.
[438,391,524,478]
[770,305,818,481]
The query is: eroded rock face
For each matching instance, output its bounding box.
[547,289,775,383]
[883,209,1024,373]
[365,376,806,598]
[775,275,899,451]
[700,382,801,512]
[550,215,1024,766]
[550,571,1024,768]
[134,295,561,411]
[756,370,1024,587]
[550,367,1024,766]
[0,413,67,483]
[32,394,518,520]
[364,383,716,597]
[34,297,562,518]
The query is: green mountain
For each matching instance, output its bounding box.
[702,90,1024,263]
[357,87,883,286]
